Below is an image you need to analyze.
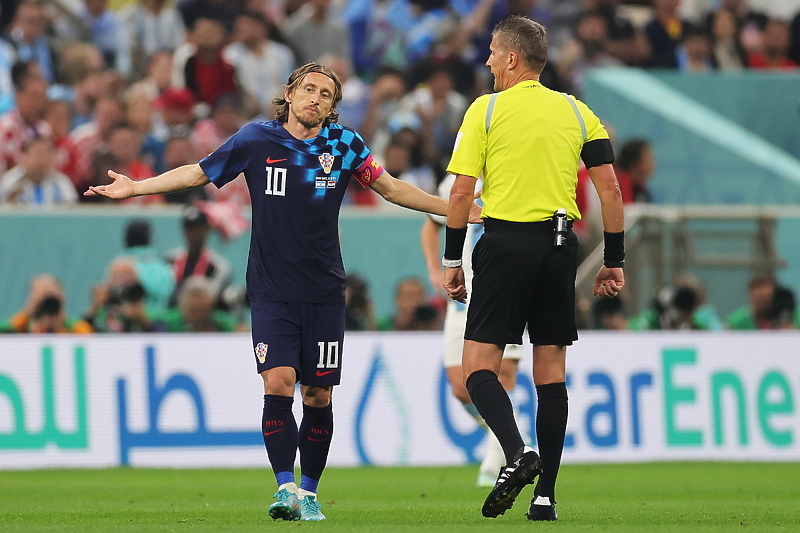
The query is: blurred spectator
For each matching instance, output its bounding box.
[83,255,138,330]
[45,100,81,186]
[0,137,78,205]
[0,38,14,115]
[120,218,175,311]
[178,0,241,33]
[405,0,456,66]
[5,1,59,83]
[285,0,351,66]
[396,65,467,175]
[583,0,651,66]
[644,0,698,68]
[629,276,722,330]
[191,93,244,159]
[359,67,406,145]
[224,11,294,116]
[591,295,628,330]
[345,273,376,330]
[764,286,798,330]
[120,0,186,80]
[791,10,800,65]
[126,50,174,104]
[70,96,124,190]
[165,205,232,307]
[556,11,623,96]
[377,276,441,330]
[6,273,92,333]
[161,275,238,332]
[747,18,799,69]
[381,135,436,194]
[153,86,196,140]
[76,0,124,69]
[0,61,50,175]
[100,121,162,205]
[320,54,369,130]
[96,281,167,332]
[676,25,713,71]
[342,0,413,80]
[725,275,800,329]
[175,17,238,106]
[707,7,748,70]
[405,28,478,99]
[57,42,107,129]
[125,92,166,174]
[615,138,654,203]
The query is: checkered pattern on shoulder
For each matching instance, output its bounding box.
[317,124,370,173]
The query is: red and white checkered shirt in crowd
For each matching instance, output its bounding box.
[0,109,52,174]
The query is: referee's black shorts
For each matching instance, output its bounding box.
[465,218,579,347]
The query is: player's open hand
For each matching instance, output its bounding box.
[593,266,625,299]
[84,170,136,200]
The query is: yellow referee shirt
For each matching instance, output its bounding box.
[447,80,609,222]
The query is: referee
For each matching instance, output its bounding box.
[443,16,625,521]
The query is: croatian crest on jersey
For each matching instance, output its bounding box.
[255,342,268,364]
[318,153,334,174]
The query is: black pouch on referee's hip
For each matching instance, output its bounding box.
[553,208,568,247]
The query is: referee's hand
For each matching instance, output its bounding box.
[443,266,467,303]
[593,266,624,299]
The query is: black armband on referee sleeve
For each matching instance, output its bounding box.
[581,138,615,169]
[603,231,625,268]
[444,226,468,260]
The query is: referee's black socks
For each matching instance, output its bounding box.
[465,369,525,464]
[534,382,568,501]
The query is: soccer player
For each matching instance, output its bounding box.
[86,62,480,522]
[442,17,625,521]
[420,174,523,487]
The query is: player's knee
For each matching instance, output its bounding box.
[262,368,296,395]
[301,385,332,407]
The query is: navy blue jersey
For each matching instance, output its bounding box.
[199,120,384,304]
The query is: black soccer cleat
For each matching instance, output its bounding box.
[527,495,558,521]
[481,446,543,518]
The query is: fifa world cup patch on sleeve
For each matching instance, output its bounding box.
[353,154,384,187]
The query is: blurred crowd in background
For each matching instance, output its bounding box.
[0,0,799,333]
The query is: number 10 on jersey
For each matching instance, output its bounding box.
[265,167,286,196]
[317,341,339,368]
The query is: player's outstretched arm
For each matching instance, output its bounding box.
[84,164,210,200]
[370,171,482,222]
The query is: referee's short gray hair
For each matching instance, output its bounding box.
[492,15,548,73]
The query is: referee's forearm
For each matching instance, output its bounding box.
[446,174,477,228]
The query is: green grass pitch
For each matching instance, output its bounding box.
[1,463,799,532]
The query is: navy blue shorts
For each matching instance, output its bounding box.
[250,301,345,386]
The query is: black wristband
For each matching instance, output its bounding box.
[603,230,625,268]
[444,226,468,260]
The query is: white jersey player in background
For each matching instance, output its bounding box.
[421,174,523,486]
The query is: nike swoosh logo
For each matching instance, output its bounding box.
[263,429,285,436]
[315,369,337,377]
[308,437,328,442]
[266,157,287,164]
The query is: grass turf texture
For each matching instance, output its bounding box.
[1,463,799,532]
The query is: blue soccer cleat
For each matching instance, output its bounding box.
[268,488,301,521]
[299,495,326,521]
